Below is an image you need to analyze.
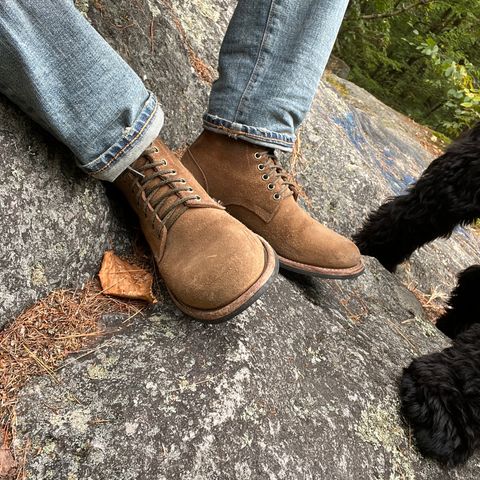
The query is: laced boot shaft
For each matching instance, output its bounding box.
[254,150,298,202]
[182,130,364,279]
[114,138,278,322]
[116,140,222,263]
[128,148,199,229]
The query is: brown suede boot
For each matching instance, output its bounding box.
[114,139,278,322]
[181,130,364,279]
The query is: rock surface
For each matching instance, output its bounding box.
[0,100,131,329]
[9,0,480,479]
[14,260,480,479]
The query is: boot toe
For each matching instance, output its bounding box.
[280,221,362,270]
[322,233,362,269]
[273,217,364,278]
[161,212,268,311]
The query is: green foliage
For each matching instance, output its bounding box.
[336,0,480,137]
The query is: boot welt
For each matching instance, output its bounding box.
[167,236,279,323]
[278,255,365,279]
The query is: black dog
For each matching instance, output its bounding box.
[354,123,480,465]
[354,122,480,272]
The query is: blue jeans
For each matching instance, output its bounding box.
[0,0,348,181]
[205,0,349,151]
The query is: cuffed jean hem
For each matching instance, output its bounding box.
[82,91,164,182]
[203,113,295,152]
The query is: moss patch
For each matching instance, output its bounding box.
[325,72,350,97]
[355,401,415,480]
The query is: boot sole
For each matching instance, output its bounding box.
[167,236,279,323]
[278,255,365,279]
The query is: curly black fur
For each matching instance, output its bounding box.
[436,265,480,339]
[353,123,480,271]
[400,324,480,466]
[354,123,480,465]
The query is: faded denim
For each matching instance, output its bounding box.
[205,0,349,151]
[0,0,164,181]
[0,0,348,181]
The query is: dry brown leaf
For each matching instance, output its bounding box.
[98,251,157,303]
[0,446,16,477]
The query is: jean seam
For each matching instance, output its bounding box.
[90,101,158,175]
[203,117,295,147]
[232,0,276,124]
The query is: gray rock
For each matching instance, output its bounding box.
[326,54,351,79]
[10,0,480,478]
[0,100,131,329]
[14,259,480,479]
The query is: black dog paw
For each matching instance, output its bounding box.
[436,265,480,339]
[400,348,479,466]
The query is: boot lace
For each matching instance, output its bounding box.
[127,145,199,229]
[254,151,297,200]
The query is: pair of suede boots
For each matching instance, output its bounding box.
[114,130,364,322]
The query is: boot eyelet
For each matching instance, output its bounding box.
[254,152,262,159]
[160,159,167,166]
[273,193,281,201]
[168,170,177,176]
[257,164,265,171]
[195,195,201,201]
[188,187,194,192]
[267,183,275,190]
[180,179,187,183]
[261,173,269,181]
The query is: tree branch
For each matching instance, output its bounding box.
[360,0,435,20]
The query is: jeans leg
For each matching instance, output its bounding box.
[0,0,164,181]
[205,0,349,151]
